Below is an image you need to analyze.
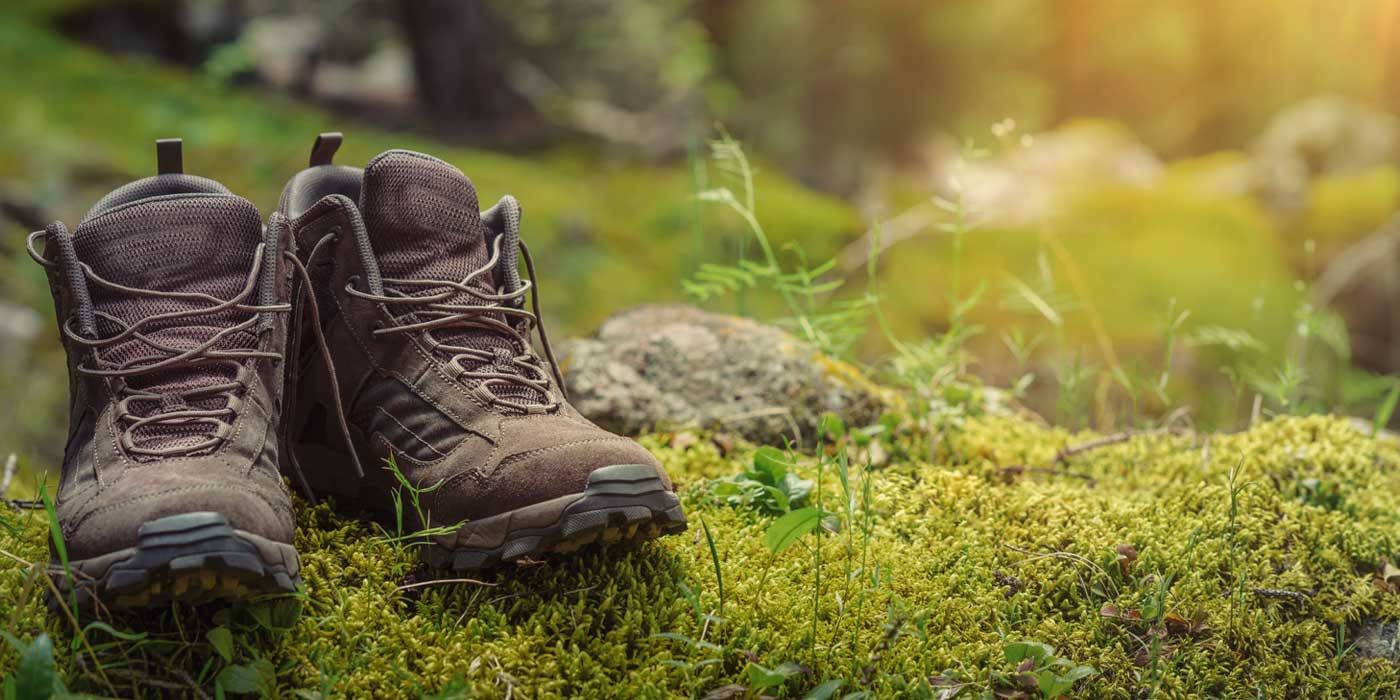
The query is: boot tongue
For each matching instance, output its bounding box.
[358,149,493,290]
[71,193,265,456]
[73,194,264,341]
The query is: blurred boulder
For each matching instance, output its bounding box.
[1315,216,1400,373]
[1250,97,1400,215]
[561,305,890,446]
[935,121,1163,226]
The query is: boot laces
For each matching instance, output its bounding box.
[28,224,285,459]
[344,234,567,413]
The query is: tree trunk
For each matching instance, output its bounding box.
[398,0,531,129]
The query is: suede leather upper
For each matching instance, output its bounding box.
[282,152,673,529]
[43,190,296,562]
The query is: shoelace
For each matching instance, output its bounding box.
[28,224,364,481]
[341,232,568,413]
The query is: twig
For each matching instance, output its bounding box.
[394,578,498,594]
[996,465,1096,484]
[4,499,43,510]
[0,453,15,496]
[1054,420,1188,466]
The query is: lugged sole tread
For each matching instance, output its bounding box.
[424,464,688,571]
[53,512,300,610]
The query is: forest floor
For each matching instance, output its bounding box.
[3,414,1399,698]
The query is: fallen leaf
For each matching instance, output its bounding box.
[1100,604,1143,621]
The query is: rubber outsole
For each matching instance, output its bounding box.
[423,464,688,570]
[53,512,300,610]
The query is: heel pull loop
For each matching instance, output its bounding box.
[156,138,183,175]
[309,132,343,167]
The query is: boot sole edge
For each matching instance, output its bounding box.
[52,512,301,610]
[422,464,688,570]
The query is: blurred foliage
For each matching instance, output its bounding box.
[2,1,1400,465]
[495,0,1400,192]
[0,8,855,470]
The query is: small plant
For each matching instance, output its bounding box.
[709,446,814,515]
[1,632,65,700]
[377,453,462,546]
[994,641,1097,700]
[684,132,871,357]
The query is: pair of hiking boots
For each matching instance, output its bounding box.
[29,135,686,609]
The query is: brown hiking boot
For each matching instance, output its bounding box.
[278,134,686,569]
[28,140,300,608]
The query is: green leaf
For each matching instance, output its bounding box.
[216,659,274,695]
[207,627,235,663]
[780,473,814,507]
[699,516,725,616]
[1003,640,1054,666]
[818,413,847,441]
[5,633,56,700]
[803,679,845,700]
[746,661,802,690]
[765,507,821,554]
[752,447,790,484]
[1373,381,1400,436]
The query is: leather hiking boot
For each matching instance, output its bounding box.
[28,140,300,608]
[278,133,686,570]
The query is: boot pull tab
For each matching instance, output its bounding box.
[309,132,343,167]
[156,138,183,175]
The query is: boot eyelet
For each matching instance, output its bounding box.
[346,274,360,291]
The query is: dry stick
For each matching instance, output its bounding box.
[1002,416,1192,484]
[0,453,15,496]
[996,465,1096,484]
[395,578,498,594]
[1054,414,1191,467]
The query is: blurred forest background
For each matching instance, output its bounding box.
[3,0,1400,473]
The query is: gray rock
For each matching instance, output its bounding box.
[561,305,889,445]
[1352,619,1398,661]
[1250,97,1400,215]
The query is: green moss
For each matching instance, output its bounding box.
[1294,166,1400,265]
[3,415,1397,697]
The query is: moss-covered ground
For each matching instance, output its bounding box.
[3,414,1398,698]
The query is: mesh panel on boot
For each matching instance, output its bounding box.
[72,194,264,457]
[358,150,546,405]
